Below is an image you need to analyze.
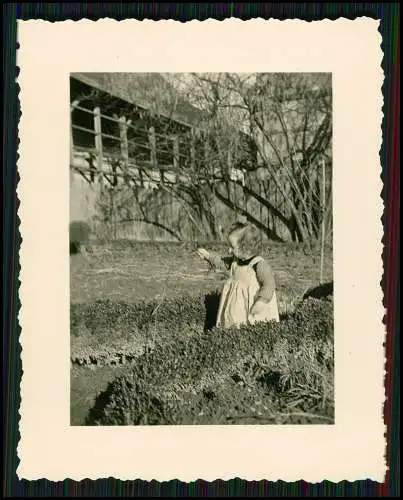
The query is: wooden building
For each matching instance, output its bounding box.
[70,72,253,242]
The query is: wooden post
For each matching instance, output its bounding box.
[111,161,118,187]
[243,171,247,211]
[320,158,326,284]
[139,168,144,189]
[272,182,277,234]
[265,180,271,235]
[119,116,129,185]
[93,106,103,187]
[259,182,263,243]
[148,126,157,165]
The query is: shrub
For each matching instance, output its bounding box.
[70,220,91,255]
[70,288,302,366]
[85,297,334,426]
[71,290,221,336]
[303,281,333,301]
[87,378,170,426]
[70,290,223,366]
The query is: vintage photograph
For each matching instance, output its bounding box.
[69,72,334,426]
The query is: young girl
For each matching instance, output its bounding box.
[197,222,280,329]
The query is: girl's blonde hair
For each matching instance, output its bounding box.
[228,222,262,257]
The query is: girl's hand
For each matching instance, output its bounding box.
[248,313,257,325]
[250,300,266,316]
[196,248,210,261]
[249,298,269,321]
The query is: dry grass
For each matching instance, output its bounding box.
[70,240,333,305]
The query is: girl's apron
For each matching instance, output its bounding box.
[216,256,280,329]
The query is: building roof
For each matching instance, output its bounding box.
[71,72,206,128]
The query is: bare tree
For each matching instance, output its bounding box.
[181,72,333,243]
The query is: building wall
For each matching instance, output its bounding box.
[69,168,100,227]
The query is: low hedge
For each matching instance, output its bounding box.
[70,321,207,367]
[85,297,334,426]
[70,290,222,366]
[70,287,302,366]
[71,290,221,336]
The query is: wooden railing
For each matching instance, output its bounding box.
[70,102,200,188]
[70,102,248,190]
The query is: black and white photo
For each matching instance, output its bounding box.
[69,71,334,426]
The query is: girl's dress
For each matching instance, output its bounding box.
[216,255,280,329]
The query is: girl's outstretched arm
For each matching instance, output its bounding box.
[196,248,233,272]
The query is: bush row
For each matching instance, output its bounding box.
[71,285,331,367]
[85,298,334,426]
[70,322,205,367]
[70,290,221,366]
[71,287,300,364]
[71,339,146,366]
[71,290,221,336]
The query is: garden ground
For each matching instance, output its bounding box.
[70,240,333,425]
